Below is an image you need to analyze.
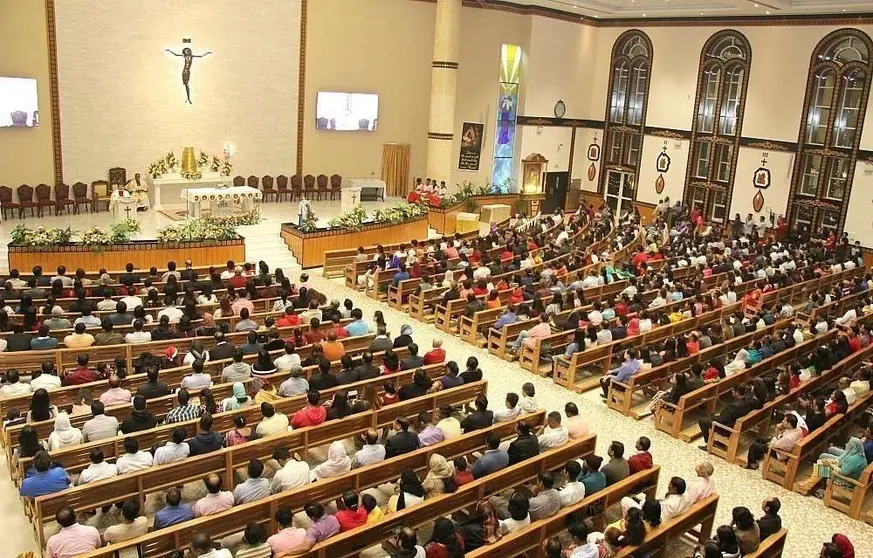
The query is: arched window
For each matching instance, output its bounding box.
[787,29,873,236]
[683,31,751,223]
[600,31,653,216]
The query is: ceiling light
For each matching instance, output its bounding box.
[765,10,770,14]
[754,3,758,6]
[642,13,647,17]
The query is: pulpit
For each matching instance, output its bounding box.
[341,186,363,213]
[111,196,138,223]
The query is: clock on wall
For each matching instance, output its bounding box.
[554,99,566,119]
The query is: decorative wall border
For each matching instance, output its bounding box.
[428,132,454,140]
[45,0,63,185]
[739,138,796,152]
[432,60,459,69]
[296,0,308,175]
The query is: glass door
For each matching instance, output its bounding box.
[604,170,636,220]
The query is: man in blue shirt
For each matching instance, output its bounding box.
[343,308,369,337]
[391,262,410,287]
[20,451,70,499]
[471,433,509,479]
[578,454,607,495]
[153,487,195,529]
[493,304,518,330]
[600,348,640,398]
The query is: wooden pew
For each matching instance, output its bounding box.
[611,494,719,558]
[75,412,580,558]
[26,381,491,551]
[407,286,448,323]
[387,277,422,310]
[745,529,788,558]
[464,466,661,558]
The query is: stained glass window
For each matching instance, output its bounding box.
[491,44,522,192]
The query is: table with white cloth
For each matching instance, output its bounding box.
[346,178,386,201]
[180,186,262,218]
[147,172,229,210]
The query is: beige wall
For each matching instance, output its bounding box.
[0,0,54,187]
[305,0,435,185]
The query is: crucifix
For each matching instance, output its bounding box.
[165,38,212,104]
[124,205,132,220]
[351,191,358,205]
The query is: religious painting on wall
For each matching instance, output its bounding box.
[459,122,485,171]
[491,44,523,191]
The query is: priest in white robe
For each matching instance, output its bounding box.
[125,173,151,211]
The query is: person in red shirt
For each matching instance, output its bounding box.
[452,457,474,487]
[847,329,862,353]
[379,382,399,407]
[63,354,98,386]
[291,390,327,428]
[303,318,324,345]
[614,296,630,317]
[332,322,349,340]
[228,267,248,289]
[631,250,648,272]
[627,436,653,474]
[685,333,700,355]
[335,490,368,532]
[277,307,301,328]
[423,339,446,365]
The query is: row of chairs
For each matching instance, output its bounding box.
[0,183,107,219]
[232,174,341,202]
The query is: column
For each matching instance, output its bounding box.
[426,0,461,184]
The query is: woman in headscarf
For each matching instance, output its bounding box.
[221,383,253,412]
[422,454,455,498]
[441,269,454,288]
[393,325,414,349]
[27,388,57,423]
[389,469,426,512]
[311,440,351,481]
[457,500,501,551]
[820,437,868,484]
[253,380,281,405]
[830,534,855,558]
[424,518,465,558]
[47,412,84,451]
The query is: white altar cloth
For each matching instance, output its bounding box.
[346,178,386,201]
[181,186,262,218]
[147,172,229,210]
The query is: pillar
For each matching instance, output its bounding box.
[426,0,461,184]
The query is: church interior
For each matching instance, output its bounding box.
[3,1,873,557]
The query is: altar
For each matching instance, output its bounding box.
[147,172,229,210]
[181,186,262,218]
[346,178,386,201]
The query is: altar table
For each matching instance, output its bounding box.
[181,186,262,218]
[147,172,229,210]
[346,178,386,201]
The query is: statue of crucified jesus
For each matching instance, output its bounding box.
[165,44,212,104]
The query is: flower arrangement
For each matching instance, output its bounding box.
[80,226,112,248]
[327,204,368,231]
[148,150,232,179]
[202,210,261,228]
[156,218,242,243]
[10,225,76,247]
[312,202,428,232]
[299,206,319,233]
[110,218,141,244]
[437,180,500,208]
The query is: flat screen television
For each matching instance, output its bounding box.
[0,77,39,128]
[316,91,378,131]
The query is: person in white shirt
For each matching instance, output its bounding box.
[435,406,462,440]
[621,476,689,523]
[119,287,143,310]
[538,412,569,450]
[154,428,191,465]
[74,309,102,328]
[124,320,152,344]
[493,393,522,423]
[683,462,715,506]
[116,438,154,474]
[1,370,32,396]
[30,364,62,391]
[181,360,213,391]
[274,344,302,372]
[352,429,386,468]
[559,461,586,507]
[256,403,290,437]
[189,533,233,558]
[96,293,118,312]
[587,306,603,327]
[220,263,236,280]
[836,306,860,326]
[648,290,667,309]
[270,447,311,493]
[158,298,184,323]
[78,448,118,484]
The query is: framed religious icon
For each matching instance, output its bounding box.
[587,142,600,162]
[753,167,771,189]
[656,151,671,173]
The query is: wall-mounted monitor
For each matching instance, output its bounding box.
[316,91,378,131]
[0,77,39,128]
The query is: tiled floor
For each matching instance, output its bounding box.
[1,208,871,556]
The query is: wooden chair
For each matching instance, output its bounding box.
[91,180,110,212]
[35,184,54,217]
[54,183,75,215]
[261,175,277,202]
[0,186,19,220]
[276,174,291,202]
[246,175,259,190]
[290,174,303,200]
[330,174,342,200]
[17,185,36,218]
[233,175,245,187]
[108,167,126,190]
[303,174,317,199]
[71,182,91,214]
[316,174,329,200]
